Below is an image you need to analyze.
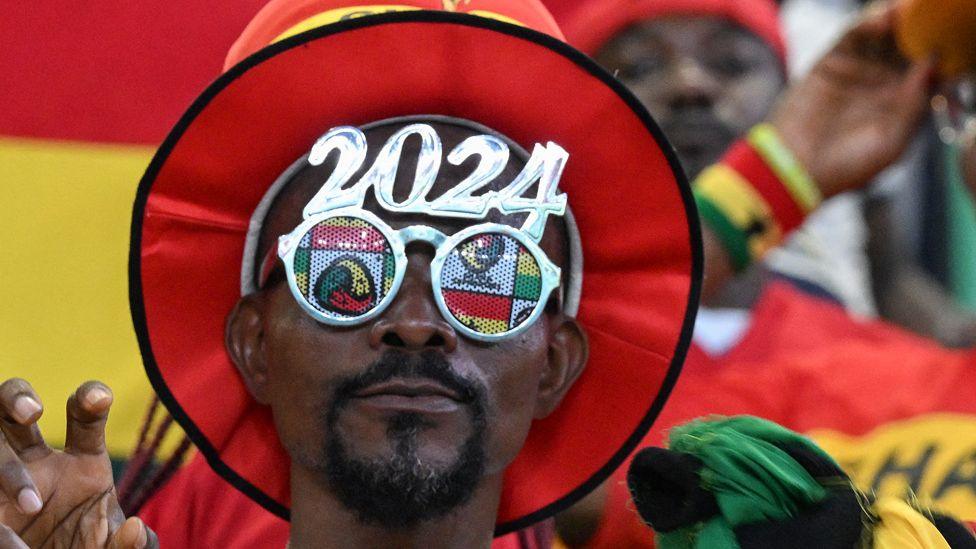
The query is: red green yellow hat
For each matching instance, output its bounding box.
[561,0,786,64]
[897,0,976,77]
[130,0,700,534]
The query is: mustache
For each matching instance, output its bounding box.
[333,350,481,407]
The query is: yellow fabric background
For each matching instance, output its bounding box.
[0,137,167,457]
[810,413,976,521]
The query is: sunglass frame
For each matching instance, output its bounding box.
[277,208,561,342]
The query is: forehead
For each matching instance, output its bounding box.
[602,15,774,59]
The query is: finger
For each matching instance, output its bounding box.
[0,420,47,460]
[0,434,42,516]
[64,381,112,456]
[905,55,939,96]
[837,1,897,54]
[859,0,896,36]
[894,56,940,132]
[0,379,42,426]
[0,380,47,459]
[108,517,149,549]
[0,524,28,549]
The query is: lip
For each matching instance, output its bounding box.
[351,393,464,414]
[663,125,727,149]
[349,379,468,413]
[353,379,464,402]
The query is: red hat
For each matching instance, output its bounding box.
[561,0,786,63]
[130,0,700,534]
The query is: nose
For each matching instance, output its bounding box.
[666,57,720,111]
[368,251,458,352]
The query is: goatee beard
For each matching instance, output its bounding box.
[323,350,488,529]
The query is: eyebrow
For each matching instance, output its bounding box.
[706,24,770,51]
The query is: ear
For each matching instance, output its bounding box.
[225,294,271,404]
[534,316,588,419]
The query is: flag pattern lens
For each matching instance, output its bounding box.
[293,216,395,320]
[440,233,543,335]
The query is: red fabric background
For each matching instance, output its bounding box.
[587,282,976,548]
[0,1,586,144]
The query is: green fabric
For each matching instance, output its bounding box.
[656,416,838,549]
[945,142,976,311]
[695,193,751,272]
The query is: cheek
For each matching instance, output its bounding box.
[716,74,781,129]
[625,80,670,120]
[474,327,550,474]
[261,292,373,459]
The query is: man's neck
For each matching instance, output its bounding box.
[288,465,502,549]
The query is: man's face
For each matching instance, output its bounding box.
[229,121,584,528]
[596,15,785,177]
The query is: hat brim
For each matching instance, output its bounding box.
[130,11,700,534]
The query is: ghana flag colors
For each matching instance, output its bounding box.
[0,0,596,459]
[440,233,543,335]
[0,1,269,458]
[294,216,396,318]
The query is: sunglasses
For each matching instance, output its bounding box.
[276,208,562,341]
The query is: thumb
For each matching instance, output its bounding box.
[108,517,151,549]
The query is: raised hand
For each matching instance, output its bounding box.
[0,379,157,548]
[771,1,937,198]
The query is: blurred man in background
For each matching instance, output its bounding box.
[554,1,976,546]
[568,0,786,187]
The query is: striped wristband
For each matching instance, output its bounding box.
[693,125,821,272]
[748,123,822,213]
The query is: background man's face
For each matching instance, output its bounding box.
[242,122,575,527]
[596,15,785,177]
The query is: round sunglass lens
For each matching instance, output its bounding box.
[292,216,396,321]
[439,233,544,336]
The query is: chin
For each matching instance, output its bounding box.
[323,410,488,528]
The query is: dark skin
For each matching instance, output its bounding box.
[0,120,588,549]
[230,120,588,549]
[596,7,933,303]
[596,15,785,309]
[0,380,155,548]
[596,16,785,180]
